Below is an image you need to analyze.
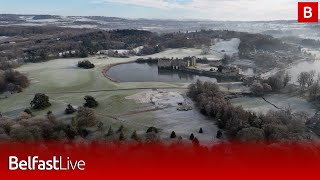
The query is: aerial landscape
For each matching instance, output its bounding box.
[3,1,320,179]
[0,14,320,144]
[1,0,320,147]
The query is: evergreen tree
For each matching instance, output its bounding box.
[192,138,200,147]
[189,133,195,140]
[106,126,114,136]
[119,131,125,141]
[117,125,124,133]
[199,128,204,134]
[83,96,98,108]
[97,121,104,132]
[170,131,177,139]
[131,131,139,141]
[65,104,76,114]
[30,93,51,110]
[216,130,223,139]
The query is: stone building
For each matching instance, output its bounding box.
[158,56,197,69]
[220,66,240,75]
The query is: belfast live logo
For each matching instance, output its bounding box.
[298,2,319,22]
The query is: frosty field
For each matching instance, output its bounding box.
[0,49,222,142]
[1,46,317,142]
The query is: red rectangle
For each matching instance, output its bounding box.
[298,2,318,23]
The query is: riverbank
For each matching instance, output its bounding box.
[101,61,133,83]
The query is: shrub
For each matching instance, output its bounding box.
[84,96,98,108]
[170,131,177,139]
[65,104,76,114]
[30,93,51,110]
[146,127,159,133]
[78,60,95,69]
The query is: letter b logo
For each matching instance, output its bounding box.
[298,2,318,23]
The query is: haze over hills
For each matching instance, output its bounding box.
[0,14,319,39]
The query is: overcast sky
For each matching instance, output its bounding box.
[0,0,308,21]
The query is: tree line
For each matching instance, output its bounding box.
[0,69,29,94]
[188,80,311,142]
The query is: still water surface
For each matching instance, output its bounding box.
[107,62,218,83]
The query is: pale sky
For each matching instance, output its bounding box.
[0,0,309,21]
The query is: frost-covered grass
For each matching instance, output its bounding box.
[142,38,240,62]
[286,60,320,84]
[0,49,223,142]
[231,94,317,116]
[211,38,240,57]
[123,89,219,143]
[144,48,222,61]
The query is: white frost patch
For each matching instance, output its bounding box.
[61,25,98,29]
[211,38,240,56]
[231,59,255,66]
[126,90,185,108]
[0,36,8,40]
[145,48,221,61]
[27,19,60,23]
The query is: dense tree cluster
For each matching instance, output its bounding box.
[297,70,316,88]
[238,33,304,69]
[78,60,95,69]
[30,93,51,110]
[188,80,311,142]
[0,69,29,93]
[296,70,320,101]
[0,116,64,142]
[0,105,100,142]
[250,83,272,96]
[0,26,303,72]
[83,96,98,108]
[249,71,292,97]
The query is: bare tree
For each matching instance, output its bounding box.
[306,70,316,87]
[76,107,97,128]
[283,72,291,87]
[309,81,320,100]
[201,45,210,55]
[297,72,308,88]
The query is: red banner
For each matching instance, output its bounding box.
[0,142,319,180]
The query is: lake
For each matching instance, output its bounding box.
[106,62,218,83]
